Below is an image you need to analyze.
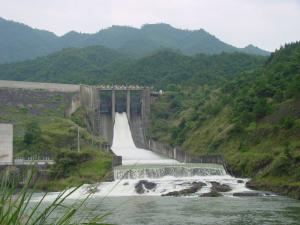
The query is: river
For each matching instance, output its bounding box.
[34,112,300,224]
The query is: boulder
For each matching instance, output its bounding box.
[245,180,257,190]
[233,192,262,197]
[162,182,206,197]
[210,181,231,192]
[200,191,222,197]
[135,180,157,194]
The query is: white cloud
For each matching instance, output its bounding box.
[0,0,299,51]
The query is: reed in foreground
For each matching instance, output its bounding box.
[0,170,110,225]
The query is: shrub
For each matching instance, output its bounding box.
[50,151,93,179]
[280,116,296,129]
[269,153,290,176]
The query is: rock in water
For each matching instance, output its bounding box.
[233,192,262,197]
[210,181,231,192]
[200,191,222,197]
[135,180,157,194]
[162,182,206,197]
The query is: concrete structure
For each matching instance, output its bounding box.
[0,80,79,92]
[79,85,151,148]
[148,139,231,173]
[0,80,158,155]
[0,124,13,165]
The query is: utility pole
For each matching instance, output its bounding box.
[77,126,80,153]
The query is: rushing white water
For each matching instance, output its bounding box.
[35,112,253,201]
[114,164,226,179]
[111,113,177,165]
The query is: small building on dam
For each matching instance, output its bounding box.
[0,123,13,165]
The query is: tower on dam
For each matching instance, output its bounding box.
[80,85,151,148]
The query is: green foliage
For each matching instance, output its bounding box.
[71,107,87,128]
[37,149,113,191]
[150,42,300,199]
[280,116,296,129]
[0,46,131,84]
[23,121,42,146]
[51,151,93,179]
[0,45,266,89]
[269,153,290,177]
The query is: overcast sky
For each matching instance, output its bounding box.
[0,0,299,51]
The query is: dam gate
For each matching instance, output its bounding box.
[80,85,151,148]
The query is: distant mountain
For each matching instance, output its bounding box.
[0,18,270,63]
[0,18,59,63]
[0,45,266,88]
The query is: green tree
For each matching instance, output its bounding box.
[23,121,42,146]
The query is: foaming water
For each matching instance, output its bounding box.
[114,163,226,179]
[35,112,254,201]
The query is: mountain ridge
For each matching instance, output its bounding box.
[0,45,266,87]
[0,17,270,63]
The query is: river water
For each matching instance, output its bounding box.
[34,112,300,224]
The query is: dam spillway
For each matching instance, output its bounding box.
[114,164,226,180]
[80,85,151,148]
[111,112,226,179]
[111,112,177,165]
[96,112,249,197]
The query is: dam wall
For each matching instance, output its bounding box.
[79,85,151,148]
[148,139,229,172]
[0,124,13,165]
[97,114,114,145]
[129,114,148,149]
[65,93,81,117]
[0,80,79,92]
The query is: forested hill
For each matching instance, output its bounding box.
[150,42,300,199]
[0,46,132,84]
[0,17,269,63]
[113,50,266,89]
[0,46,266,87]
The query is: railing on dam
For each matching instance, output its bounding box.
[13,157,55,165]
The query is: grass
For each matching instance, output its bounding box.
[0,103,113,192]
[0,172,110,225]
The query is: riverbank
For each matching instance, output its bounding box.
[246,177,300,200]
[149,43,300,200]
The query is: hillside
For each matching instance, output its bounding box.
[0,18,59,63]
[0,47,266,87]
[150,42,300,199]
[0,45,132,84]
[0,87,113,191]
[0,18,269,63]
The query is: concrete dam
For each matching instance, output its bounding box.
[80,85,152,149]
[0,80,252,198]
[0,80,229,165]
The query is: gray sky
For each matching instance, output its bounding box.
[0,0,299,51]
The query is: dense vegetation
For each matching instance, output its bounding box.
[0,47,265,89]
[0,17,269,63]
[0,26,299,199]
[0,46,131,84]
[150,42,300,199]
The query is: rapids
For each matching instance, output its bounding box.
[40,112,253,199]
